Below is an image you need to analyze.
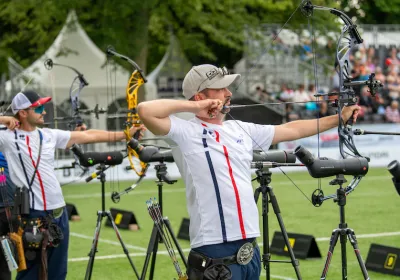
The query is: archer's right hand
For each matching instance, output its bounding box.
[195,99,224,119]
[1,116,20,130]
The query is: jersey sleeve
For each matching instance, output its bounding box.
[166,115,193,145]
[0,130,6,151]
[49,129,71,149]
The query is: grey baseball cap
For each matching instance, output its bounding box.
[11,90,51,114]
[182,64,241,99]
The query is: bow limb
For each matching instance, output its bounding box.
[44,59,89,129]
[44,59,90,184]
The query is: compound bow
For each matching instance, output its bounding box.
[44,59,106,185]
[222,0,382,205]
[105,47,149,203]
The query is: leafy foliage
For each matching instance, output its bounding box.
[0,0,355,78]
[340,0,400,24]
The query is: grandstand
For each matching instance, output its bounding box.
[232,24,400,125]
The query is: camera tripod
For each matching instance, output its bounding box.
[320,174,369,280]
[140,163,188,280]
[253,164,302,280]
[84,164,139,280]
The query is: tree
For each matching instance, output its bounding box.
[0,0,341,78]
[340,0,400,24]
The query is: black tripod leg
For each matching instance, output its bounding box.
[164,218,188,268]
[260,188,270,280]
[269,188,302,280]
[106,211,140,279]
[347,230,370,280]
[140,225,159,280]
[149,231,159,280]
[320,230,340,280]
[340,230,347,280]
[84,211,103,280]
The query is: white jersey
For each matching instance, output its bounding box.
[0,128,71,210]
[167,116,275,248]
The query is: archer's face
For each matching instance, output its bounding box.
[206,88,232,101]
[21,106,47,126]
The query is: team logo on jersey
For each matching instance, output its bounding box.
[207,129,216,139]
[18,134,25,140]
[236,134,244,144]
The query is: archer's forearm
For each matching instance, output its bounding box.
[138,99,198,119]
[80,130,125,143]
[0,116,13,125]
[283,115,338,138]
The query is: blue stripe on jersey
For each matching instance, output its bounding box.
[202,128,227,242]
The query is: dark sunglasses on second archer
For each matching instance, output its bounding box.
[32,105,45,114]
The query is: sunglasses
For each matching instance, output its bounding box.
[32,105,45,114]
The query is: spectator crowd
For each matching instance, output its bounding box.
[252,46,400,124]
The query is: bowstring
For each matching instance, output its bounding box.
[308,7,322,193]
[225,111,312,204]
[106,54,120,195]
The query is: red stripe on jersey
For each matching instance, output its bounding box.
[26,136,46,210]
[222,145,246,239]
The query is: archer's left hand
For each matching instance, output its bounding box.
[129,124,146,140]
[74,123,87,131]
[341,105,360,124]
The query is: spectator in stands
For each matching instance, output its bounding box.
[387,75,400,101]
[375,66,386,85]
[260,89,271,102]
[255,86,263,99]
[300,39,313,61]
[293,84,311,104]
[366,56,376,73]
[385,100,400,123]
[385,48,400,73]
[277,84,292,102]
[317,101,330,118]
[305,85,318,115]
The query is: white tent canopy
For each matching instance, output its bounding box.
[7,11,132,97]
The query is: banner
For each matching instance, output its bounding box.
[55,158,182,185]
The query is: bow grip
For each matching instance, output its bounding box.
[346,115,354,126]
[133,129,141,140]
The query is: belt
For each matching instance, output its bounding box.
[189,239,258,269]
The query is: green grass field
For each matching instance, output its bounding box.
[40,168,400,279]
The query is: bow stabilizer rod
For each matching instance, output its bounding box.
[354,129,400,136]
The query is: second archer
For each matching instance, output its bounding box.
[0,89,145,280]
